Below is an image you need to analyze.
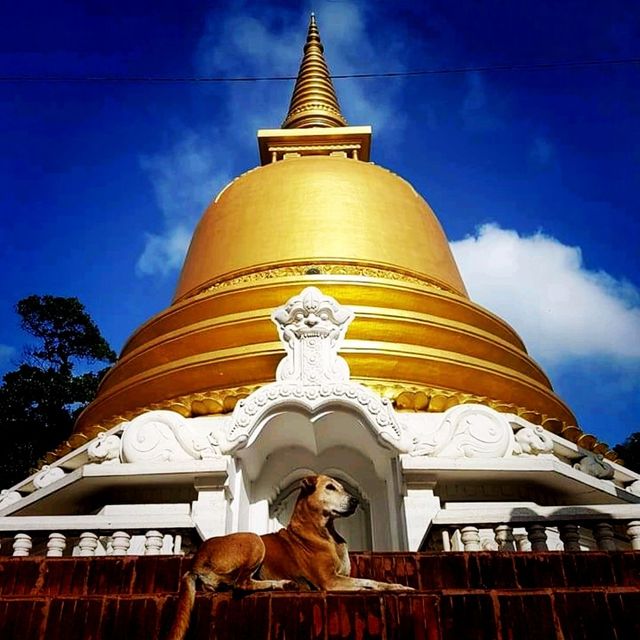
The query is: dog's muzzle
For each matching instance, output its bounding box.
[343,496,359,516]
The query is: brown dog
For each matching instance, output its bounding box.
[167,474,412,640]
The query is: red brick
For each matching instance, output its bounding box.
[606,591,640,639]
[1,598,46,640]
[472,553,518,590]
[270,592,327,640]
[497,593,556,640]
[439,593,498,640]
[326,593,385,640]
[610,551,640,587]
[512,553,566,589]
[383,594,440,640]
[131,556,160,594]
[151,554,184,593]
[562,552,615,588]
[553,590,614,639]
[418,553,469,590]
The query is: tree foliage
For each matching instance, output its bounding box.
[614,431,640,474]
[0,295,116,488]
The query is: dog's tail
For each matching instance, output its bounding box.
[166,571,197,640]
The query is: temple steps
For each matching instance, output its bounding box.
[1,552,638,639]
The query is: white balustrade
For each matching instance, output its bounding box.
[78,532,99,556]
[46,533,67,557]
[494,524,516,551]
[460,526,481,551]
[144,530,164,555]
[558,524,581,551]
[13,533,32,557]
[594,522,616,551]
[526,524,549,551]
[111,531,131,556]
[626,521,640,550]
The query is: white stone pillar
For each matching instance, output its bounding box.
[46,533,67,557]
[526,524,548,551]
[192,474,228,540]
[78,532,99,556]
[559,524,581,551]
[144,530,163,555]
[402,479,441,551]
[594,522,616,551]
[13,533,32,557]
[460,526,481,551]
[626,521,640,550]
[494,525,516,551]
[111,531,131,556]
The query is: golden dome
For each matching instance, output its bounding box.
[75,151,577,438]
[174,156,467,302]
[70,15,597,459]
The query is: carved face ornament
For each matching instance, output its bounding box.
[274,286,352,341]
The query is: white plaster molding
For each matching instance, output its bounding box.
[87,432,122,465]
[513,425,554,456]
[120,411,230,463]
[406,404,514,458]
[574,453,615,480]
[627,480,640,497]
[229,381,410,453]
[33,465,66,489]
[0,490,22,509]
[272,286,354,385]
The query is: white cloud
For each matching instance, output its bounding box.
[137,4,417,277]
[450,224,640,364]
[136,130,232,276]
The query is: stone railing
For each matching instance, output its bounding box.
[0,514,198,557]
[424,503,640,552]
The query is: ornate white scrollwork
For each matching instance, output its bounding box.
[407,404,515,458]
[627,479,640,496]
[513,425,554,456]
[224,287,412,454]
[574,453,615,480]
[33,465,66,489]
[0,489,22,509]
[87,432,122,464]
[228,381,410,453]
[120,410,230,463]
[272,286,354,384]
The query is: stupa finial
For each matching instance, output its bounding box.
[282,14,348,129]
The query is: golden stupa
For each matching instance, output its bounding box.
[71,16,614,461]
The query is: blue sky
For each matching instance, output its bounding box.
[1,0,638,446]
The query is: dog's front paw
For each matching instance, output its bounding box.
[387,583,415,591]
[277,579,300,590]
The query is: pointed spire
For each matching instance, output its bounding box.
[282,14,348,129]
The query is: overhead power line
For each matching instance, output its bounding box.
[0,57,638,84]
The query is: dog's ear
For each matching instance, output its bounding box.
[299,475,317,495]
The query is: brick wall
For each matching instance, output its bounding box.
[0,552,638,639]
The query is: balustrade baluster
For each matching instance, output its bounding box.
[460,526,481,551]
[494,524,516,551]
[627,521,640,551]
[46,533,67,557]
[526,524,548,551]
[558,523,581,551]
[594,522,616,551]
[144,530,163,555]
[13,533,32,557]
[111,531,131,556]
[78,532,99,556]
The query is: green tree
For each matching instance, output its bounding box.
[0,295,116,488]
[614,431,640,474]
